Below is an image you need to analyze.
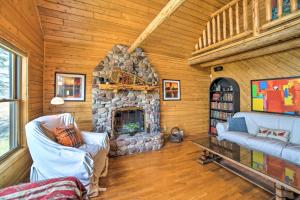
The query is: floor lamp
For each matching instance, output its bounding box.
[50,97,64,114]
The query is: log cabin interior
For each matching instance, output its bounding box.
[1,0,300,199]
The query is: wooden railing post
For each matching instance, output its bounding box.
[291,0,298,12]
[235,2,240,34]
[223,10,227,39]
[203,30,207,47]
[243,0,248,31]
[252,0,260,36]
[207,21,212,45]
[212,17,216,44]
[265,0,272,22]
[277,0,283,18]
[229,6,234,37]
[199,37,203,49]
[217,14,221,42]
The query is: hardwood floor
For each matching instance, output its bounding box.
[96,139,272,200]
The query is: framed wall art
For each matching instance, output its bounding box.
[162,79,181,101]
[251,76,300,115]
[55,72,86,101]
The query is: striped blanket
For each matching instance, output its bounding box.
[0,177,87,200]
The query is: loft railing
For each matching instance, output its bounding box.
[193,0,300,55]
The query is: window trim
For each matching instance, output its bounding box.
[0,41,28,162]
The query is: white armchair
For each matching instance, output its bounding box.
[25,113,109,197]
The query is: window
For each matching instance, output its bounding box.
[0,45,22,158]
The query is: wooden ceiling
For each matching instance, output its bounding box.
[36,0,231,58]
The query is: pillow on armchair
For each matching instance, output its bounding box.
[54,125,83,148]
[228,117,248,133]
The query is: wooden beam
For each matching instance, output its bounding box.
[128,0,186,53]
[197,38,300,67]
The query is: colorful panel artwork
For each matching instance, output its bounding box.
[251,77,300,115]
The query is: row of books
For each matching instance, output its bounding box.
[211,102,233,110]
[211,93,233,101]
[211,110,233,120]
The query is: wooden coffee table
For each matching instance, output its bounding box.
[193,136,300,200]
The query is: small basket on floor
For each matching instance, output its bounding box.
[169,127,184,143]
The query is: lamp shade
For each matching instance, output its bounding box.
[51,97,64,105]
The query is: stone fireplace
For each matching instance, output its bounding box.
[113,107,145,136]
[92,45,164,156]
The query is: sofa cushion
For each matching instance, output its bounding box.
[228,117,248,133]
[246,136,287,158]
[219,131,255,147]
[233,112,259,135]
[281,144,300,166]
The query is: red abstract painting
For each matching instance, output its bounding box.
[251,77,300,115]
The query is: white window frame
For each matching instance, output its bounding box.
[0,40,27,161]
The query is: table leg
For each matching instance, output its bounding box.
[197,150,215,165]
[275,183,294,200]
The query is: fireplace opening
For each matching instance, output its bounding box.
[113,107,145,136]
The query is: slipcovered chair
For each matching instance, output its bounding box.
[25,113,109,197]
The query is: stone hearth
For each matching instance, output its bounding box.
[92,44,164,156]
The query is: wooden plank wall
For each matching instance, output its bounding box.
[43,41,210,136]
[211,49,300,112]
[0,0,44,187]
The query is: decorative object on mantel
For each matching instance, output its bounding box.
[162,79,181,101]
[92,44,163,156]
[55,72,86,101]
[169,127,184,143]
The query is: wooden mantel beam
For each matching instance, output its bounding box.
[128,0,186,53]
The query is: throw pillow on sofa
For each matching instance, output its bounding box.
[257,127,271,137]
[54,125,83,147]
[228,117,248,133]
[257,126,290,142]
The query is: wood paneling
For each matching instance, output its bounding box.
[149,54,210,135]
[37,0,231,59]
[43,41,210,135]
[39,0,217,136]
[0,0,44,187]
[211,49,300,112]
[96,140,271,200]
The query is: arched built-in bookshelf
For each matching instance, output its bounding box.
[209,77,240,136]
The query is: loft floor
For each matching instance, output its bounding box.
[95,138,271,200]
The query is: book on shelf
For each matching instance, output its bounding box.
[210,110,233,120]
[211,102,233,110]
[211,92,233,101]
